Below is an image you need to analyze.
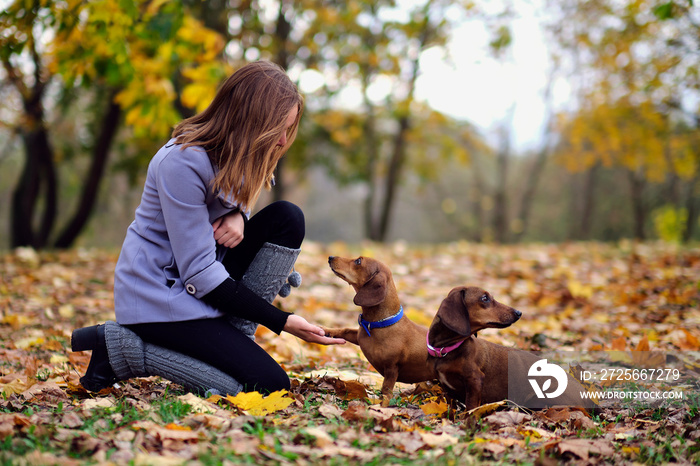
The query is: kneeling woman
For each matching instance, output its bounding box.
[72,61,345,395]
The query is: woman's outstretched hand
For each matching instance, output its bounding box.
[284,315,346,345]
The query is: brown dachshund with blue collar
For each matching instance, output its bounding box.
[428,286,596,412]
[322,256,437,405]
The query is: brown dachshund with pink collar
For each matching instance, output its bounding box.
[322,256,436,405]
[427,286,596,412]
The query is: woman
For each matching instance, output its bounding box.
[71,61,345,396]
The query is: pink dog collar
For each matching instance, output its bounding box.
[426,333,464,358]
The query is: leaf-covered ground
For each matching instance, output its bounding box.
[1,241,699,465]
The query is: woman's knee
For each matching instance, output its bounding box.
[272,200,304,228]
[267,200,305,247]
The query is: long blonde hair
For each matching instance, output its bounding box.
[172,61,303,210]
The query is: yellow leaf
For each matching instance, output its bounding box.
[226,390,294,416]
[405,308,432,327]
[1,314,33,329]
[207,394,223,403]
[568,280,593,299]
[518,427,544,439]
[144,0,169,16]
[164,423,191,431]
[58,304,75,318]
[609,351,633,364]
[420,401,448,416]
[50,354,69,364]
[467,400,506,420]
[181,83,215,112]
[15,337,45,349]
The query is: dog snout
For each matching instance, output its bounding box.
[328,256,335,264]
[514,309,522,318]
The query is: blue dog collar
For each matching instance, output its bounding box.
[358,306,404,337]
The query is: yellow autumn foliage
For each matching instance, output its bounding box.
[226,390,295,416]
[556,98,696,183]
[43,0,227,140]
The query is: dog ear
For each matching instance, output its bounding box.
[353,272,388,307]
[435,287,471,336]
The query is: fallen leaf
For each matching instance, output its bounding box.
[420,400,448,416]
[317,403,343,419]
[484,411,529,428]
[418,431,458,448]
[467,400,506,419]
[341,403,369,422]
[301,427,335,448]
[518,426,556,439]
[177,393,216,414]
[611,336,627,351]
[557,439,615,460]
[60,412,83,428]
[81,398,117,410]
[226,390,294,415]
[0,378,26,397]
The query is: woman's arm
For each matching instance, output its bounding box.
[202,277,289,334]
[202,277,345,345]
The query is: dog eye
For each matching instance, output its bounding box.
[480,294,491,304]
[354,258,362,265]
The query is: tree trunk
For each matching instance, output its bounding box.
[627,169,647,240]
[11,105,57,249]
[364,7,434,242]
[364,104,380,241]
[682,126,700,243]
[54,95,122,248]
[513,67,555,243]
[468,153,485,242]
[513,145,549,243]
[568,164,599,241]
[271,0,292,203]
[358,59,381,241]
[377,116,409,241]
[493,121,512,243]
[580,166,598,240]
[5,25,57,249]
[682,164,700,243]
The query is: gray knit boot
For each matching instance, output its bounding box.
[229,242,301,340]
[103,321,243,396]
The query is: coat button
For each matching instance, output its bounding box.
[186,284,196,295]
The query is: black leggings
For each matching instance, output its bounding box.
[125,201,305,393]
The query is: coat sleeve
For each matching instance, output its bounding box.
[154,146,229,298]
[202,277,291,334]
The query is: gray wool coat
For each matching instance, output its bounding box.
[114,139,243,325]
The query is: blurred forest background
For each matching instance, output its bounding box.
[0,0,698,250]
